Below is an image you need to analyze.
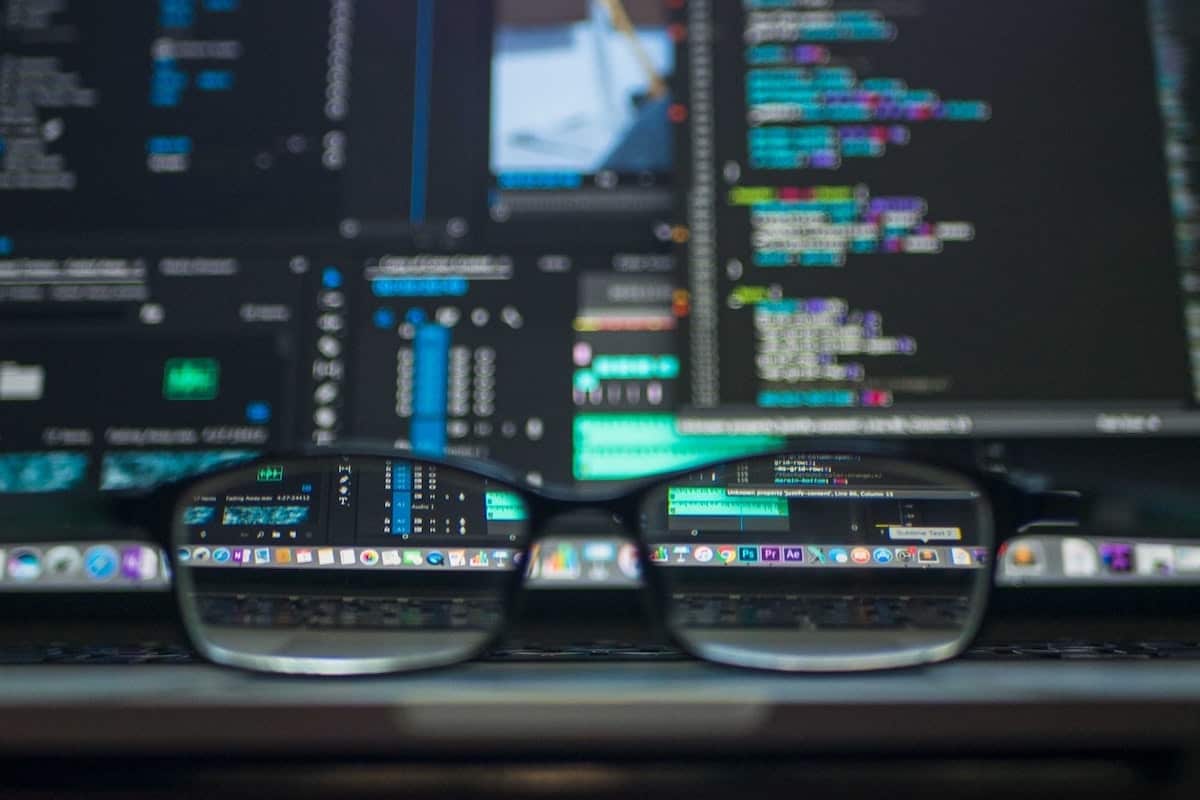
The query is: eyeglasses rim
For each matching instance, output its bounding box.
[165,449,999,677]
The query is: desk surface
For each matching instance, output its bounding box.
[1,661,1199,757]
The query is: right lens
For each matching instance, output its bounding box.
[170,456,529,675]
[640,454,993,671]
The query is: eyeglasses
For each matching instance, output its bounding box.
[81,446,1084,676]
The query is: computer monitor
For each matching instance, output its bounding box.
[676,0,1200,440]
[0,2,1196,525]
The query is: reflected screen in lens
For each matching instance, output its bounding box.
[173,457,528,673]
[641,454,991,671]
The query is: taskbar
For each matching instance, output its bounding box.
[649,542,987,569]
[0,542,167,590]
[180,542,985,571]
[998,534,1200,586]
[177,544,521,571]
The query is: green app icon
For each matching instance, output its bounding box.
[257,466,284,482]
[163,358,219,400]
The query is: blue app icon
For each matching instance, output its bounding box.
[737,546,758,563]
[373,308,396,329]
[245,402,271,424]
[872,547,894,564]
[426,551,445,566]
[84,546,119,581]
[829,548,850,564]
[213,548,231,563]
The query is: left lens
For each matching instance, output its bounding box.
[171,456,529,675]
[639,454,993,671]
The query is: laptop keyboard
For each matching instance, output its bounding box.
[196,593,503,630]
[670,593,970,629]
[962,640,1200,660]
[192,592,971,632]
[1,639,1200,665]
[0,642,197,665]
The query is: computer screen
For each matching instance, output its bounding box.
[0,0,1197,498]
[677,0,1200,439]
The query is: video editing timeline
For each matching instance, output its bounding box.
[0,243,304,491]
[677,0,1200,436]
[0,326,291,492]
[374,458,527,541]
[182,458,524,562]
[341,247,774,482]
[180,450,527,567]
[0,0,717,492]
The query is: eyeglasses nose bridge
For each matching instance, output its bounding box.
[522,500,640,544]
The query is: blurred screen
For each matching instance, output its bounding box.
[1,1,1198,591]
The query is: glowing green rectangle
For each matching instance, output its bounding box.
[573,370,599,392]
[592,355,680,380]
[573,414,782,481]
[163,358,219,400]
[667,486,788,517]
[485,491,528,521]
[664,487,727,499]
